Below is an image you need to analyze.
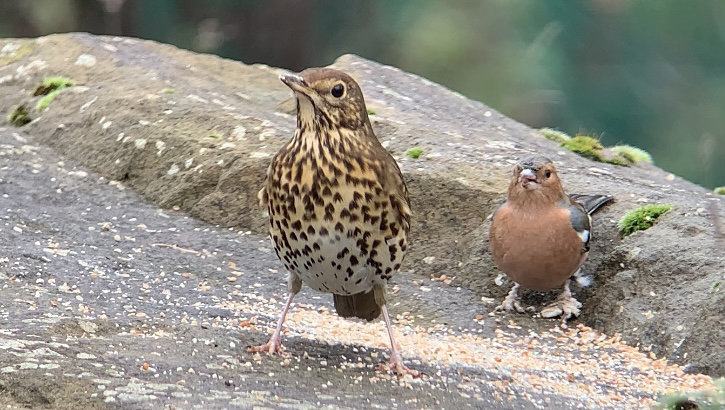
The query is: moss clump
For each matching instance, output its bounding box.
[8,104,31,127]
[618,204,672,237]
[405,147,424,159]
[33,76,74,96]
[654,378,725,410]
[605,156,630,166]
[560,135,637,166]
[36,90,66,110]
[714,187,725,195]
[34,76,75,110]
[367,108,376,116]
[610,145,653,164]
[561,135,605,161]
[539,127,571,144]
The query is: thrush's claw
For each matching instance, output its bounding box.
[540,294,582,320]
[247,336,285,355]
[377,357,422,378]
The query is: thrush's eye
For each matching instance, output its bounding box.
[544,170,552,178]
[331,83,344,98]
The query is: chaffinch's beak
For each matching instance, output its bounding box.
[519,168,538,188]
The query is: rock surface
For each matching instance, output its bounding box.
[0,33,721,408]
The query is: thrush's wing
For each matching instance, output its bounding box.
[375,148,411,234]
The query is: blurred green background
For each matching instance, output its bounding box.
[1,0,723,188]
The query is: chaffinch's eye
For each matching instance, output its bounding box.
[331,83,344,98]
[544,170,552,178]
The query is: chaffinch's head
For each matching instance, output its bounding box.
[508,156,566,206]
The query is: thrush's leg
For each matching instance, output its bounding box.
[495,283,532,313]
[541,279,582,320]
[378,303,421,377]
[248,274,301,355]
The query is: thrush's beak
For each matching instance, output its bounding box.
[519,168,538,189]
[279,72,310,94]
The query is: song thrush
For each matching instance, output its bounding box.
[249,67,417,376]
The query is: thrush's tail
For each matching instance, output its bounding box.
[570,194,614,215]
[333,291,381,321]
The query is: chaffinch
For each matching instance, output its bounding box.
[488,156,613,320]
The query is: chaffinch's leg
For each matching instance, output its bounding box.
[495,283,533,313]
[541,280,582,320]
[570,268,593,287]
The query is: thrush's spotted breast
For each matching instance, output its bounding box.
[248,67,418,376]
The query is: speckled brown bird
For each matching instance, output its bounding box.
[488,156,613,320]
[249,67,418,376]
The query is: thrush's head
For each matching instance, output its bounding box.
[280,68,369,131]
[508,156,566,206]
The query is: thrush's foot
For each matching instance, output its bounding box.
[540,293,582,320]
[378,304,422,378]
[247,336,285,355]
[377,356,422,378]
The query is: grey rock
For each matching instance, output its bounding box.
[0,32,720,408]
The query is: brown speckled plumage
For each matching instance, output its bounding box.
[250,67,417,376]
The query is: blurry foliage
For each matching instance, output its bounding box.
[0,0,723,188]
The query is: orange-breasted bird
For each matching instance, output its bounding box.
[488,156,613,320]
[249,67,418,376]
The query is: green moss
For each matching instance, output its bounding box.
[33,76,75,96]
[654,378,725,410]
[714,187,725,195]
[405,147,424,159]
[367,108,376,116]
[618,204,672,237]
[33,76,75,111]
[8,104,31,127]
[539,127,571,143]
[162,88,176,94]
[559,135,634,166]
[36,89,68,110]
[561,135,605,161]
[610,145,653,164]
